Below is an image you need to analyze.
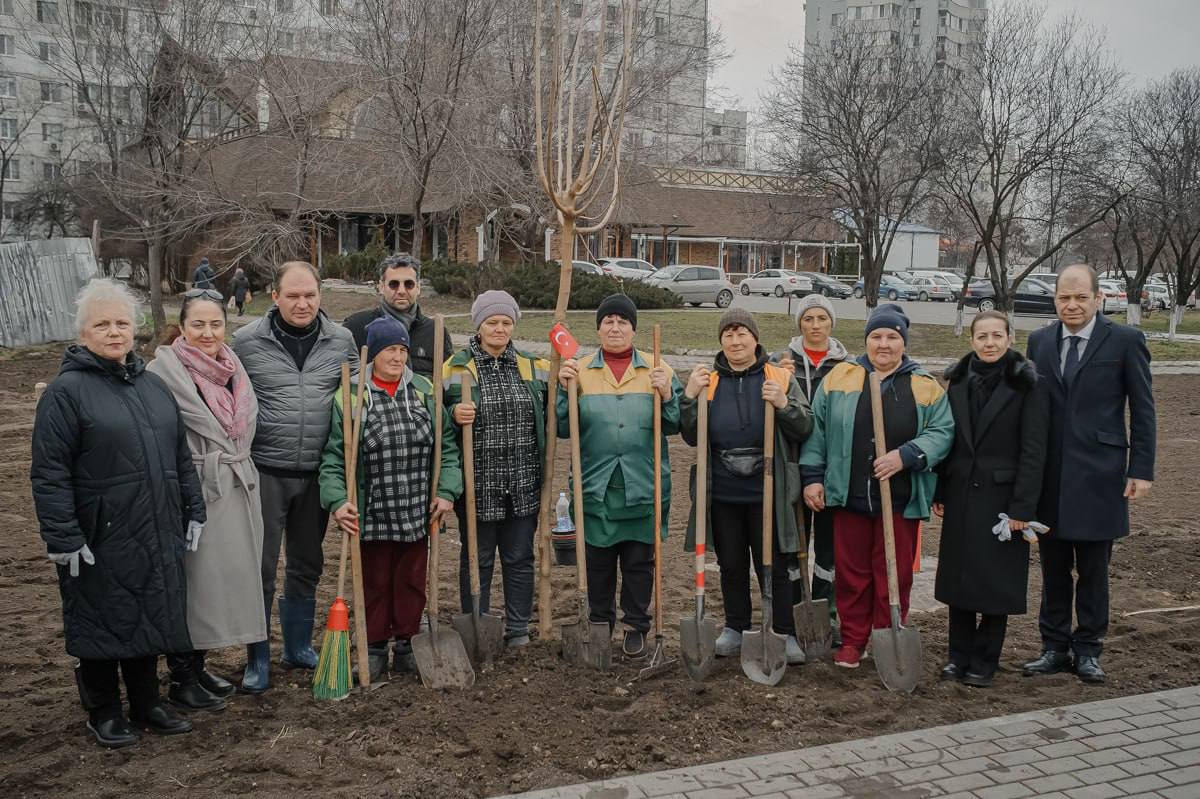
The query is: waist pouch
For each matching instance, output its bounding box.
[717,447,764,478]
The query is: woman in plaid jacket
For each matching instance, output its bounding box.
[319,316,462,681]
[444,291,550,649]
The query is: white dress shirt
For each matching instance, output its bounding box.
[1059,314,1098,372]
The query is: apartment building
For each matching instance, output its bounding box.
[804,0,987,63]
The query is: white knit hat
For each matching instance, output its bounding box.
[795,293,837,329]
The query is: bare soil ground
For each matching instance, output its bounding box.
[1,349,1198,798]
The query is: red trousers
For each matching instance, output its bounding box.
[833,510,920,650]
[360,539,428,643]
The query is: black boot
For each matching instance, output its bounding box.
[130,703,193,735]
[168,653,226,712]
[87,714,139,749]
[368,643,390,683]
[193,652,235,698]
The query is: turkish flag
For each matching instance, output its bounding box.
[549,322,580,359]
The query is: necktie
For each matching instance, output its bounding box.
[1063,335,1081,386]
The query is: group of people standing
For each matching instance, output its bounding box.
[30,255,1154,750]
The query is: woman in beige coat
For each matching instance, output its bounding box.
[148,289,267,709]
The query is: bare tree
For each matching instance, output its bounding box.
[938,2,1124,312]
[0,90,49,240]
[761,27,950,308]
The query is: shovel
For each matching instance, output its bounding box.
[792,504,833,661]
[452,371,506,667]
[868,371,922,694]
[412,314,475,690]
[639,325,677,681]
[679,387,717,682]
[741,401,787,686]
[560,378,611,671]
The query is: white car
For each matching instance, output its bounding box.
[597,257,656,281]
[738,269,814,297]
[908,276,956,302]
[1098,280,1128,313]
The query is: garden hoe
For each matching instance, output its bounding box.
[740,401,787,686]
[639,326,676,681]
[452,371,507,667]
[868,371,922,694]
[412,316,475,689]
[561,378,611,671]
[679,388,717,682]
[791,504,833,661]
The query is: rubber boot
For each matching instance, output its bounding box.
[368,643,390,683]
[194,651,235,698]
[240,596,272,694]
[279,596,319,670]
[168,653,226,712]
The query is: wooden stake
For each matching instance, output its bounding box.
[348,347,371,687]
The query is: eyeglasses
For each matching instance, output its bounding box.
[386,279,417,291]
[184,288,223,301]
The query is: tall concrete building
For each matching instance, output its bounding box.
[803,0,987,63]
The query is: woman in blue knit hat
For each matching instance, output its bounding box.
[799,304,954,668]
[318,316,463,681]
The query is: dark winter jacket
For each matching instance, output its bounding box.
[934,350,1049,615]
[30,346,205,660]
[192,262,215,289]
[230,272,250,302]
[343,303,452,379]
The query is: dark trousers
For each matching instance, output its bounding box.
[258,471,329,604]
[948,607,1008,677]
[361,539,427,644]
[710,501,795,636]
[76,656,159,723]
[1038,538,1113,657]
[457,504,537,637]
[799,506,837,617]
[586,540,654,633]
[235,300,245,316]
[833,510,919,649]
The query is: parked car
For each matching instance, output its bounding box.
[571,260,603,275]
[1143,283,1170,311]
[738,269,814,297]
[798,272,854,298]
[1028,272,1060,288]
[912,270,967,290]
[961,278,1057,314]
[597,257,656,281]
[644,264,735,308]
[908,276,956,302]
[852,274,921,302]
[1098,280,1128,313]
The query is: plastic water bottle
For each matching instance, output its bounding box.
[554,491,574,532]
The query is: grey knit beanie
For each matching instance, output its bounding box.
[471,290,521,329]
[796,293,837,329]
[717,307,760,341]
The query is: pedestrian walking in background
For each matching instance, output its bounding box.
[556,295,682,658]
[799,304,954,669]
[932,311,1049,687]
[320,316,462,681]
[681,308,812,664]
[232,261,358,692]
[230,268,252,316]
[31,278,203,748]
[149,289,268,711]
[193,257,216,290]
[1023,264,1156,685]
[444,291,550,649]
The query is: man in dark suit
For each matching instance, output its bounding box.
[1023,264,1156,684]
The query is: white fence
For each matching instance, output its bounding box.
[0,238,99,348]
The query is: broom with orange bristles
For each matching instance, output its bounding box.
[312,362,365,700]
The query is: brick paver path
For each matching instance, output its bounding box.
[499,686,1200,799]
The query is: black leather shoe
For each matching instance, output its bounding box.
[131,704,194,736]
[169,680,226,712]
[194,652,235,698]
[1074,655,1107,684]
[622,629,647,659]
[1022,650,1073,676]
[87,716,138,749]
[940,662,967,682]
[963,671,994,688]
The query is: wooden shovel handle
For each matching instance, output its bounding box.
[461,370,481,598]
[337,364,353,600]
[762,400,775,568]
[652,325,663,637]
[868,372,902,609]
[349,346,370,687]
[429,315,445,618]
[568,379,588,593]
[695,391,708,596]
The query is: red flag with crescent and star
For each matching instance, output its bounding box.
[549,322,579,359]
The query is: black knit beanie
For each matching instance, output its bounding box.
[595,294,638,330]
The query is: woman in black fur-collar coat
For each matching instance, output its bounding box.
[932,311,1049,687]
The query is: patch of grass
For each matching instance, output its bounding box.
[1133,310,1200,336]
[446,309,1200,361]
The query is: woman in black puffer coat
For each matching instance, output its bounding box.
[30,279,206,749]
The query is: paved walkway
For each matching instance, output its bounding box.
[499,686,1200,799]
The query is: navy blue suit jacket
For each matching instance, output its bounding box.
[1026,314,1155,540]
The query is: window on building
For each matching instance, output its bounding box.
[3,158,20,180]
[711,124,722,136]
[281,31,294,50]
[0,76,15,98]
[1,200,13,219]
[911,6,921,21]
[43,161,62,180]
[831,12,841,27]
[39,42,61,62]
[318,0,336,16]
[569,2,582,17]
[654,15,665,35]
[939,10,948,27]
[40,82,63,102]
[42,123,63,142]
[0,35,13,55]
[0,0,13,15]
[36,1,59,24]
[232,0,256,7]
[912,34,920,46]
[653,105,662,121]
[0,118,16,140]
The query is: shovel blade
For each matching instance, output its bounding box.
[740,630,787,686]
[451,611,506,666]
[679,615,718,682]
[411,629,475,690]
[871,623,922,694]
[561,619,612,671]
[793,599,833,662]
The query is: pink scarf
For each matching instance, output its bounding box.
[171,337,253,446]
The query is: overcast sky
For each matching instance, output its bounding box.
[708,0,1200,113]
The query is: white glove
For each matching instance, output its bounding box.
[186,520,204,552]
[993,513,1051,544]
[48,544,95,577]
